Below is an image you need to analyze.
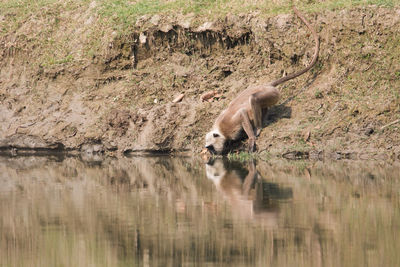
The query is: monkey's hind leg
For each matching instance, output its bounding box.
[249,95,262,137]
[239,109,257,152]
[251,87,280,136]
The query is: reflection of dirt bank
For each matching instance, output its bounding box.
[1,7,400,158]
[1,156,399,266]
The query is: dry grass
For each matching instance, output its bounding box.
[1,0,398,60]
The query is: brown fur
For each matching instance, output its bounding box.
[205,7,320,153]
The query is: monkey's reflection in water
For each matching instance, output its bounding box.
[206,159,292,225]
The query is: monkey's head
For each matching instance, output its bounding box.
[205,129,226,154]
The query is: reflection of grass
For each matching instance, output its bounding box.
[292,160,308,172]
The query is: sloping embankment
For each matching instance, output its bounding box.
[1,6,400,159]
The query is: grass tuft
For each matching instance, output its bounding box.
[227,151,257,161]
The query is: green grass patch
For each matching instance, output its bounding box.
[42,54,74,67]
[0,0,89,34]
[227,151,257,161]
[95,0,399,34]
[2,0,399,36]
[1,0,399,67]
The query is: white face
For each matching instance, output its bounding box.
[205,129,226,154]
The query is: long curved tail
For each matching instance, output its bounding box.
[270,7,319,87]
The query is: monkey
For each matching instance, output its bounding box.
[205,7,320,154]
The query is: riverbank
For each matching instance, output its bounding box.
[1,1,400,159]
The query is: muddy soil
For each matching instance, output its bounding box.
[1,7,400,159]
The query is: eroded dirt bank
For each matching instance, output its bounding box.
[1,7,400,159]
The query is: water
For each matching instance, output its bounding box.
[1,156,399,267]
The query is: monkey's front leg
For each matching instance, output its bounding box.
[239,109,256,152]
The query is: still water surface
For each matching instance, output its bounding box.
[1,156,399,266]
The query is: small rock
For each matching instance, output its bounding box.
[89,1,97,9]
[179,20,191,29]
[136,15,150,27]
[213,93,222,99]
[85,16,94,25]
[196,21,215,32]
[200,90,216,102]
[139,33,147,44]
[104,141,118,151]
[150,14,160,25]
[303,131,311,142]
[160,24,173,33]
[274,14,291,30]
[364,127,374,136]
[172,93,184,103]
